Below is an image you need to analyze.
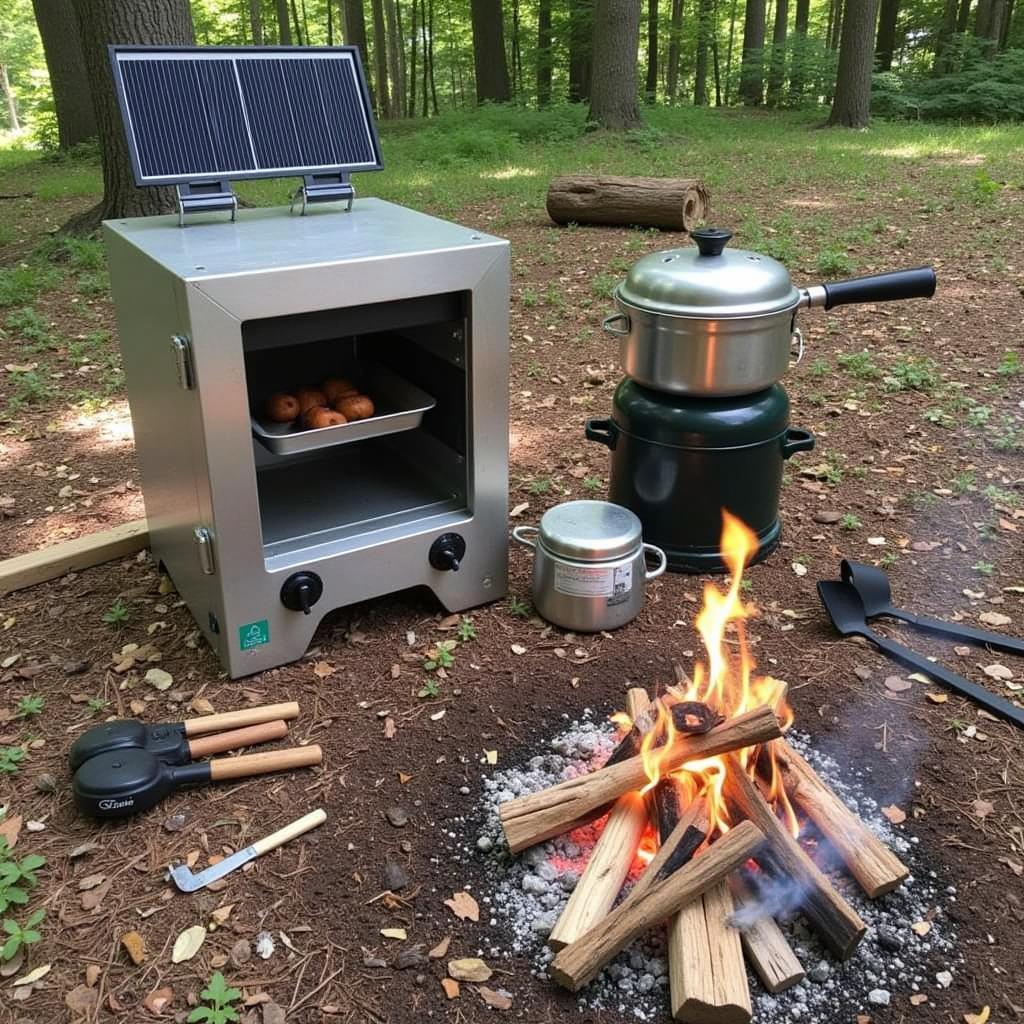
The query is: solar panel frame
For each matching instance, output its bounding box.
[109,46,383,188]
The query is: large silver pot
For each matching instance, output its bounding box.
[604,228,936,397]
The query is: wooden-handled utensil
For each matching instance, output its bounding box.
[72,744,323,819]
[68,702,300,769]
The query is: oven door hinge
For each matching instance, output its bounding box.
[193,526,216,575]
[171,335,195,390]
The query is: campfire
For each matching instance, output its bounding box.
[497,511,910,1023]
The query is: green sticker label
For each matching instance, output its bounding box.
[239,619,269,650]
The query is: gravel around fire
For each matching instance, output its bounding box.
[454,714,960,1023]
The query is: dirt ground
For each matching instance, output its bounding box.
[1,146,1023,1024]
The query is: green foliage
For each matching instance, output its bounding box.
[187,972,241,1024]
[0,747,25,774]
[973,560,995,576]
[884,357,940,393]
[507,595,532,618]
[101,598,129,625]
[87,697,108,714]
[0,265,60,309]
[0,836,45,963]
[15,695,43,718]
[5,369,53,411]
[997,350,1021,376]
[816,249,855,276]
[417,679,440,699]
[423,639,457,673]
[837,351,880,380]
[5,307,54,350]
[456,617,477,642]
[839,514,861,530]
[951,471,976,495]
[1,908,44,962]
[527,476,551,494]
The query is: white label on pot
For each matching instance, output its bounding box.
[607,564,634,606]
[554,562,615,597]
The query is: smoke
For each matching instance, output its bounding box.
[726,863,814,930]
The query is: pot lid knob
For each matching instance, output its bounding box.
[691,227,733,257]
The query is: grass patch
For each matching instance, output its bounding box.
[0,264,61,308]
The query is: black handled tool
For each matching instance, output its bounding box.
[817,580,1024,730]
[72,744,323,819]
[68,701,299,770]
[840,559,1024,657]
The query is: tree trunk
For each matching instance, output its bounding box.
[875,0,899,69]
[645,0,659,102]
[975,0,1006,51]
[0,64,19,133]
[739,0,766,105]
[827,0,880,127]
[276,0,292,41]
[384,0,404,116]
[290,0,304,43]
[788,0,809,98]
[957,0,973,31]
[427,0,438,113]
[765,0,787,105]
[829,0,844,49]
[31,0,97,148]
[510,0,523,98]
[999,0,1015,46]
[64,0,194,235]
[326,0,333,44]
[666,0,684,103]
[537,0,553,105]
[371,0,392,116]
[712,7,723,104]
[470,0,511,101]
[694,0,713,104]
[724,0,739,102]
[569,0,592,100]
[409,0,418,115]
[934,0,959,72]
[343,0,368,48]
[588,0,642,129]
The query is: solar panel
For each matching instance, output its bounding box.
[109,47,383,187]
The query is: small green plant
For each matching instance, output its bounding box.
[922,407,953,427]
[456,617,477,642]
[884,357,940,394]
[526,360,543,378]
[839,514,861,530]
[973,560,995,576]
[997,350,1021,376]
[417,679,440,699]
[76,271,110,296]
[816,249,854,276]
[507,595,531,618]
[823,453,844,487]
[5,307,55,351]
[966,404,992,427]
[968,170,1001,205]
[837,351,880,380]
[423,639,457,673]
[1,908,44,962]
[590,272,618,298]
[0,265,61,308]
[0,843,46,914]
[6,370,54,411]
[521,286,539,307]
[187,971,242,1024]
[992,416,1023,452]
[102,598,130,625]
[0,748,25,775]
[807,358,830,379]
[87,697,108,714]
[982,484,1019,507]
[15,696,43,718]
[879,550,899,568]
[951,471,976,496]
[582,475,603,491]
[527,476,551,495]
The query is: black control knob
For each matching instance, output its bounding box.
[429,533,466,572]
[280,571,323,615]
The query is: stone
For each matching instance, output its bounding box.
[522,874,548,895]
[34,773,57,794]
[808,961,830,984]
[813,511,843,524]
[476,836,494,853]
[230,939,251,968]
[262,1003,286,1024]
[448,958,492,983]
[382,862,410,892]
[385,806,409,827]
[394,946,428,970]
[877,928,903,952]
[935,970,953,989]
[868,990,891,1006]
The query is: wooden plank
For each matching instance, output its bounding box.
[0,519,149,595]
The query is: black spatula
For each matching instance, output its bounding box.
[817,580,1024,729]
[841,560,1024,656]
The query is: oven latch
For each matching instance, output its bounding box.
[193,526,216,575]
[171,335,195,390]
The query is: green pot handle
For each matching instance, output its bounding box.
[585,418,619,450]
[781,427,815,459]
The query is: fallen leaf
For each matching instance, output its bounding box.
[81,878,111,911]
[12,963,51,986]
[982,663,1013,681]
[145,668,173,690]
[791,562,808,577]
[510,643,527,655]
[441,978,460,1000]
[0,813,22,849]
[121,931,146,964]
[884,676,912,693]
[509,502,529,518]
[910,994,928,1006]
[383,717,396,739]
[444,891,480,922]
[484,749,498,765]
[210,904,234,926]
[143,986,174,1016]
[998,856,1023,876]
[478,986,513,1011]
[381,927,407,940]
[449,957,492,982]
[65,984,98,1014]
[313,660,335,679]
[69,841,100,859]
[882,804,907,824]
[964,1008,990,1024]
[171,925,206,963]
[867,536,886,546]
[907,672,932,684]
[430,709,446,721]
[78,872,107,891]
[979,611,1011,627]
[926,692,948,704]
[911,921,932,937]
[429,935,452,959]
[972,798,995,820]
[398,771,413,784]
[189,697,214,715]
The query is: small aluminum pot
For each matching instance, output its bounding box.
[512,500,667,632]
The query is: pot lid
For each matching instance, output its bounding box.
[616,228,801,318]
[538,500,642,562]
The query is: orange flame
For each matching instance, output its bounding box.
[638,700,677,794]
[609,711,633,734]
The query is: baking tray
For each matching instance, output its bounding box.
[251,364,436,456]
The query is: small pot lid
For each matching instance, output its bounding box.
[616,228,801,318]
[538,500,642,562]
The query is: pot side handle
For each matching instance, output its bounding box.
[781,427,815,459]
[804,266,936,310]
[585,418,619,449]
[643,543,668,581]
[602,313,631,336]
[511,525,538,550]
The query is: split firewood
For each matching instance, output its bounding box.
[545,175,710,232]
[603,699,658,769]
[628,796,710,901]
[722,754,866,960]
[549,819,764,992]
[770,739,908,898]
[727,873,805,994]
[669,881,752,1024]
[548,688,655,951]
[500,705,782,853]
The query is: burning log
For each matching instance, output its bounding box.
[548,688,655,950]
[722,754,866,960]
[669,881,752,1024]
[550,819,765,992]
[629,798,710,902]
[727,873,805,994]
[770,739,909,899]
[500,705,782,853]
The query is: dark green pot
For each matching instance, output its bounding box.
[585,380,814,574]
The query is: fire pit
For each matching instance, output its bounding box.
[458,513,961,1022]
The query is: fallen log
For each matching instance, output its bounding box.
[549,819,764,992]
[770,739,908,898]
[722,754,866,960]
[727,873,805,994]
[499,705,782,853]
[669,881,752,1024]
[548,688,654,950]
[545,175,710,232]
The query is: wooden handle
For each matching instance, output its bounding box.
[183,702,300,737]
[208,744,322,781]
[252,809,327,856]
[186,720,288,759]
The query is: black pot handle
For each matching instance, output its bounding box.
[817,266,936,310]
[781,427,815,459]
[585,418,618,450]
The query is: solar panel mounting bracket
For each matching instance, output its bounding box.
[176,180,239,228]
[290,172,355,216]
